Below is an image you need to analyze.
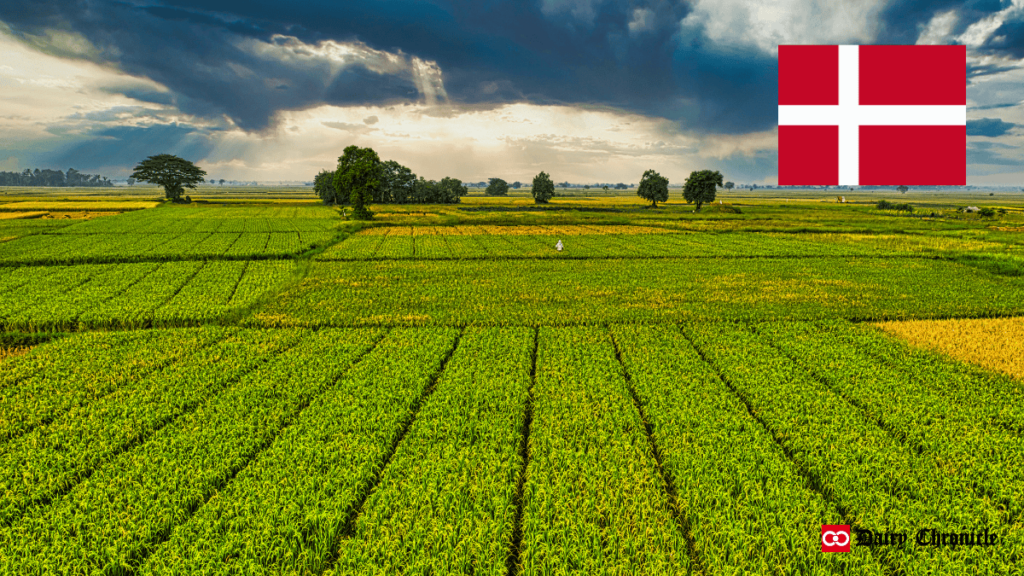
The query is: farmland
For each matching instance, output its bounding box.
[0,190,1023,574]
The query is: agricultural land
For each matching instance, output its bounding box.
[0,187,1023,575]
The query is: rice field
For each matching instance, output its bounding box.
[0,193,1022,574]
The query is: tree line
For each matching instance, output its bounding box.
[313,146,469,215]
[0,168,113,187]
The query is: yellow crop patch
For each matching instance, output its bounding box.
[875,317,1024,380]
[0,211,48,220]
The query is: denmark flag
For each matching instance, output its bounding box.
[778,45,966,186]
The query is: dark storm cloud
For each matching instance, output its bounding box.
[967,117,1018,136]
[873,0,1007,44]
[0,1,425,132]
[0,0,778,135]
[41,123,217,171]
[0,0,1020,144]
[967,62,1019,81]
[982,12,1024,57]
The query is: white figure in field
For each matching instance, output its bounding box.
[555,239,563,251]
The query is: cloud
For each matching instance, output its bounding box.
[681,0,886,56]
[628,8,655,35]
[1,1,1023,185]
[967,117,1018,136]
[41,123,217,172]
[0,3,449,132]
[321,120,376,134]
[967,139,1021,164]
[916,9,959,44]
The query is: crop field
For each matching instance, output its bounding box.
[0,192,1023,574]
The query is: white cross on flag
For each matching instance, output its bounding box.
[778,45,966,186]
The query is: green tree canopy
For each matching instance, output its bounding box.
[486,178,509,196]
[636,169,669,207]
[314,169,341,205]
[683,169,723,211]
[438,177,469,203]
[380,160,417,203]
[532,171,555,204]
[333,145,381,220]
[130,154,206,202]
[724,181,735,190]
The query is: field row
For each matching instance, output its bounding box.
[0,231,337,264]
[319,230,880,260]
[355,224,677,236]
[0,322,1019,574]
[322,229,1020,260]
[54,205,341,234]
[256,257,1024,326]
[0,260,295,331]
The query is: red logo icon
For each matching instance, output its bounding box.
[822,525,851,552]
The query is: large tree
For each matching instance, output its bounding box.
[636,169,669,207]
[332,145,381,220]
[683,169,723,211]
[129,154,206,202]
[486,178,509,196]
[532,171,555,204]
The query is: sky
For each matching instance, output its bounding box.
[0,0,1023,185]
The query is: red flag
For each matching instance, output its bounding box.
[778,45,966,186]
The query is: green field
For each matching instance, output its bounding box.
[1,191,1023,574]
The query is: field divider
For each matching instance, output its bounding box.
[0,329,308,528]
[0,328,389,573]
[748,322,925,455]
[0,327,226,447]
[225,260,250,305]
[505,327,538,576]
[752,320,1024,527]
[675,323,901,574]
[608,327,706,575]
[334,327,465,542]
[122,331,391,572]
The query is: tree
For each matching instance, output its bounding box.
[603,185,609,191]
[486,178,509,196]
[130,154,206,202]
[584,184,590,190]
[636,169,669,207]
[126,177,136,186]
[314,169,340,204]
[724,181,735,191]
[897,185,908,194]
[614,183,628,190]
[219,179,225,185]
[683,169,723,211]
[559,181,571,188]
[532,171,555,204]
[438,177,469,203]
[380,160,416,203]
[511,181,522,189]
[332,145,381,220]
